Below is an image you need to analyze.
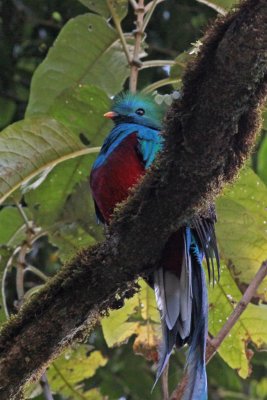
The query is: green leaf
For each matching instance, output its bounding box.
[102,279,160,351]
[138,279,159,323]
[170,51,193,81]
[48,345,107,398]
[0,97,16,129]
[25,85,109,231]
[78,0,128,20]
[0,207,26,246]
[102,295,140,347]
[49,85,112,145]
[26,14,129,116]
[209,265,267,378]
[51,224,96,262]
[25,156,92,227]
[257,132,267,186]
[197,0,236,13]
[0,117,94,205]
[216,167,267,300]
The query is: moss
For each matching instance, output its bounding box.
[0,0,266,398]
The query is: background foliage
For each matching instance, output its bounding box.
[0,0,266,399]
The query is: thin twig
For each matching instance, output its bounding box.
[24,265,50,282]
[15,200,32,231]
[144,0,165,13]
[40,374,54,400]
[13,203,54,399]
[141,60,177,69]
[143,0,162,32]
[196,0,227,15]
[170,260,267,399]
[14,201,35,305]
[129,0,138,10]
[141,78,181,93]
[161,363,169,400]
[206,259,267,362]
[129,0,145,92]
[107,0,131,65]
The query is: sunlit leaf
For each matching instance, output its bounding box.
[257,131,267,186]
[102,279,160,350]
[138,279,159,323]
[133,324,159,362]
[209,265,267,378]
[48,345,107,398]
[251,378,267,399]
[26,14,129,116]
[216,167,267,300]
[102,295,140,347]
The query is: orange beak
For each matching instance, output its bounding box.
[103,111,118,119]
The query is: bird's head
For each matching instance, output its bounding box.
[104,92,164,130]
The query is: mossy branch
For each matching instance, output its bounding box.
[0,0,266,398]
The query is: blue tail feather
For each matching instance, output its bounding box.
[153,228,209,400]
[182,243,208,400]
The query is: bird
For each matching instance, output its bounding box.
[90,91,220,400]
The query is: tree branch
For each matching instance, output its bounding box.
[0,0,266,398]
[206,260,267,363]
[129,0,145,92]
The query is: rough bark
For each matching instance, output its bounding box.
[0,0,266,398]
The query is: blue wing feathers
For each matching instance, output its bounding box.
[92,123,162,170]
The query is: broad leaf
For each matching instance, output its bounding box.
[0,97,16,129]
[216,167,267,300]
[0,207,27,246]
[50,223,96,262]
[78,0,128,20]
[25,156,92,227]
[102,295,140,347]
[209,265,267,378]
[49,85,112,145]
[138,279,159,323]
[48,345,107,398]
[25,85,109,232]
[133,324,159,362]
[0,117,93,205]
[26,14,129,116]
[102,279,160,351]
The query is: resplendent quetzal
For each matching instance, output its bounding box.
[90,92,220,400]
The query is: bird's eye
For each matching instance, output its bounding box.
[135,108,145,116]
